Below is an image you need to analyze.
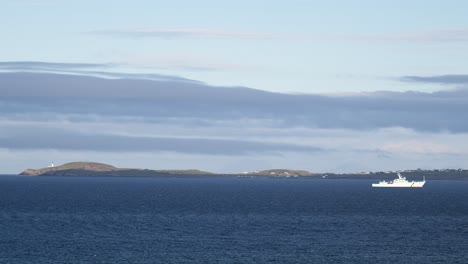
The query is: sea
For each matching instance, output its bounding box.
[0,176,467,264]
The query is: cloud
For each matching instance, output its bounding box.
[120,53,252,72]
[0,61,111,71]
[0,61,201,82]
[348,28,468,43]
[1,71,468,133]
[0,126,321,155]
[91,28,285,40]
[1,64,467,173]
[380,140,458,155]
[90,27,468,43]
[401,74,468,85]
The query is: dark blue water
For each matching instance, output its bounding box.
[0,176,467,263]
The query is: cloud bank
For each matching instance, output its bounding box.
[0,125,320,155]
[1,66,468,173]
[1,72,467,133]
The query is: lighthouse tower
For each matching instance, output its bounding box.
[48,162,55,168]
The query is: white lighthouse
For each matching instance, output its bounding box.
[48,162,55,168]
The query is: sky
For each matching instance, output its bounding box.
[1,0,468,173]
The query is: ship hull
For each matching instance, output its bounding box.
[372,182,425,188]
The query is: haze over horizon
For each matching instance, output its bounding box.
[1,0,468,173]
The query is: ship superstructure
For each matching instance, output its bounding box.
[372,172,425,188]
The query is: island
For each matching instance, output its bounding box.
[18,161,468,180]
[20,162,214,177]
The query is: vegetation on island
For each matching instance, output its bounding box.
[20,162,213,177]
[20,162,118,176]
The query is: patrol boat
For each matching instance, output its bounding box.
[372,172,425,188]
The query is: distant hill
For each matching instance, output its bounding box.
[19,162,213,177]
[247,169,314,177]
[20,162,118,176]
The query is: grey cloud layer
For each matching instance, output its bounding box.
[0,61,199,83]
[401,75,468,85]
[0,126,320,154]
[1,72,468,133]
[0,61,111,71]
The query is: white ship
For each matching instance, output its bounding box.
[372,172,425,188]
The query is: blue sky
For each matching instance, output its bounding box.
[3,0,468,92]
[1,0,468,173]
